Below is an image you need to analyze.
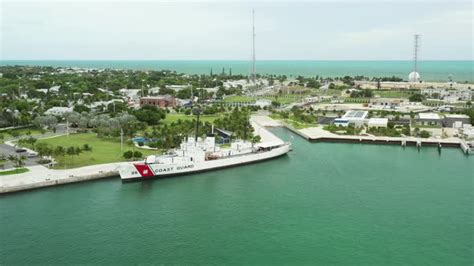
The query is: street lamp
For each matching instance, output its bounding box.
[120,127,124,151]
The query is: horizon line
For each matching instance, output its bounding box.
[1,59,473,62]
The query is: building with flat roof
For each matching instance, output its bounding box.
[334,110,368,127]
[443,114,471,128]
[369,98,407,109]
[44,106,73,116]
[416,112,442,126]
[139,96,176,108]
[368,118,388,128]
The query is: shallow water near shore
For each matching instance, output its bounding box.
[1,60,473,82]
[1,128,473,264]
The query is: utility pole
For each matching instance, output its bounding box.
[252,9,256,84]
[66,118,69,137]
[120,128,124,151]
[413,34,420,75]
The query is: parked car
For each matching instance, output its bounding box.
[27,152,38,158]
[15,148,27,153]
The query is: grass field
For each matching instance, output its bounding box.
[269,113,316,129]
[223,94,308,105]
[0,168,29,176]
[33,134,158,169]
[374,90,412,98]
[222,95,255,103]
[0,127,45,143]
[162,113,222,125]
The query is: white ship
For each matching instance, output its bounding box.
[119,136,291,182]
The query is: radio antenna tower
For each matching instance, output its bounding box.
[251,9,256,84]
[413,34,420,74]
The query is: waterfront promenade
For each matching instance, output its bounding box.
[0,163,124,194]
[0,115,286,194]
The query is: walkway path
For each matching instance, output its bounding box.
[1,116,286,194]
[0,162,127,194]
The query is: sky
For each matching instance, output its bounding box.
[0,0,472,60]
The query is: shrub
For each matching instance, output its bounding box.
[419,130,430,138]
[148,142,159,148]
[133,151,143,159]
[123,151,133,159]
[82,144,92,151]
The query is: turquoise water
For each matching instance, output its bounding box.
[1,60,473,82]
[1,128,473,264]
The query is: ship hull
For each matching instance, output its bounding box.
[120,143,290,182]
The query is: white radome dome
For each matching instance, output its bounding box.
[408,71,421,82]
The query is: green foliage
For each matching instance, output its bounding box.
[463,108,474,124]
[350,89,373,98]
[123,150,133,159]
[0,168,29,176]
[367,127,401,137]
[82,144,92,152]
[409,93,425,102]
[323,124,362,135]
[372,76,404,82]
[214,107,254,140]
[133,151,143,159]
[419,130,430,138]
[73,104,90,113]
[133,105,166,125]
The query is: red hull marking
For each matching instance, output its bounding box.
[133,163,155,178]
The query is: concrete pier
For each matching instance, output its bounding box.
[0,163,124,194]
[1,115,287,194]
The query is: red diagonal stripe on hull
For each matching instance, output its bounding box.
[133,163,155,177]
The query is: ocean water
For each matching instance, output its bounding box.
[1,128,473,265]
[1,60,473,82]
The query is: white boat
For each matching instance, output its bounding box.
[119,136,291,182]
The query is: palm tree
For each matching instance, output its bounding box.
[16,155,26,168]
[7,154,16,167]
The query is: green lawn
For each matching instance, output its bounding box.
[269,113,316,129]
[33,133,159,169]
[0,128,45,143]
[162,113,222,125]
[223,95,255,103]
[0,128,44,137]
[374,90,412,98]
[223,94,309,105]
[0,168,29,176]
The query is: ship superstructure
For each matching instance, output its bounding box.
[119,136,290,181]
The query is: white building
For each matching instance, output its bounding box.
[49,85,61,93]
[223,79,249,89]
[149,87,161,95]
[255,99,272,108]
[416,112,442,126]
[44,107,73,116]
[368,118,388,128]
[460,125,474,140]
[334,110,368,127]
[165,85,190,91]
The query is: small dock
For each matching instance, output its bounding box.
[460,140,473,154]
[288,123,470,154]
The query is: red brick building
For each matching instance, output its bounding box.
[139,96,176,108]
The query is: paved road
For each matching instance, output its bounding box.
[0,124,74,170]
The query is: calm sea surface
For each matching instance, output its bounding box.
[1,128,473,264]
[1,60,473,82]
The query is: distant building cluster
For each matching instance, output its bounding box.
[139,96,177,108]
[421,87,472,103]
